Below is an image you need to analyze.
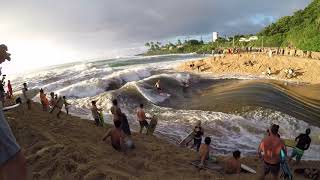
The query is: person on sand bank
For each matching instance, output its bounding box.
[102,120,127,152]
[62,96,70,115]
[136,103,150,133]
[7,80,12,98]
[110,99,122,125]
[224,150,241,174]
[39,89,49,111]
[258,124,286,180]
[22,83,31,110]
[191,120,204,152]
[199,137,211,168]
[49,92,56,109]
[91,101,103,126]
[289,128,311,165]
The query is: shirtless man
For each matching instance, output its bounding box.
[224,150,241,174]
[136,104,150,133]
[199,137,211,167]
[110,99,122,125]
[258,124,286,180]
[102,120,126,152]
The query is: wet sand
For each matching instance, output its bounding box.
[4,102,319,179]
[177,53,320,84]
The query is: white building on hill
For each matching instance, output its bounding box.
[212,32,218,42]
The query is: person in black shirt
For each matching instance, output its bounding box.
[191,121,204,151]
[289,128,311,164]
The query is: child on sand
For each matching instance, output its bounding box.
[39,89,49,111]
[91,101,103,126]
[192,120,204,151]
[102,120,126,152]
[224,150,241,174]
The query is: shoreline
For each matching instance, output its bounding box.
[4,102,319,179]
[176,53,320,85]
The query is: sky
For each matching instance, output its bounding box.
[0,0,312,75]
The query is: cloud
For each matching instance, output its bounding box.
[0,0,312,73]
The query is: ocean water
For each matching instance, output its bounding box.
[11,54,320,160]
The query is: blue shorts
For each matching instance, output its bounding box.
[0,109,21,165]
[291,147,304,161]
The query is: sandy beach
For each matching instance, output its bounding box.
[177,53,320,84]
[3,102,319,180]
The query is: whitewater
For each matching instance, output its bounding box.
[10,54,320,160]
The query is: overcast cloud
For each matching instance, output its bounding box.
[0,0,312,73]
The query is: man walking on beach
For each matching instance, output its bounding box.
[137,103,150,133]
[22,83,31,110]
[199,137,211,168]
[258,124,286,180]
[110,99,122,125]
[289,128,311,165]
[7,80,12,98]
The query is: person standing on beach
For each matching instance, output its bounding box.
[137,103,150,133]
[49,92,56,109]
[191,120,204,152]
[258,124,286,180]
[289,128,311,165]
[22,83,31,110]
[7,80,12,98]
[91,101,103,126]
[199,137,211,168]
[62,96,70,115]
[110,99,122,125]
[0,44,27,180]
[39,89,49,111]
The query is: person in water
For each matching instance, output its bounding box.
[224,150,241,174]
[199,137,211,167]
[258,124,286,180]
[62,96,70,115]
[91,101,103,126]
[155,80,161,93]
[192,120,204,151]
[22,83,31,110]
[7,80,12,98]
[39,89,49,111]
[289,128,311,165]
[110,99,123,125]
[102,120,126,152]
[136,103,150,133]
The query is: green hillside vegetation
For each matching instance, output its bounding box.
[144,0,320,55]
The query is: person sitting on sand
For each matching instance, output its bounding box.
[199,137,211,167]
[62,96,70,115]
[102,120,126,152]
[110,99,123,125]
[289,128,311,165]
[137,103,150,133]
[224,150,241,174]
[39,89,49,111]
[22,83,31,110]
[155,80,161,93]
[258,124,286,180]
[191,120,204,152]
[91,101,103,126]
